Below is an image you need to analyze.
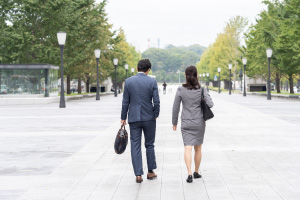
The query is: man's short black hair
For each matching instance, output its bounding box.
[137,59,151,72]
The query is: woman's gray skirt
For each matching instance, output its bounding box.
[181,118,206,146]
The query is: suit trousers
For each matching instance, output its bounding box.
[129,120,157,176]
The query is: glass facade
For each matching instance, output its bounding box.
[0,65,58,97]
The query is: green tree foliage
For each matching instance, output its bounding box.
[197,16,248,86]
[0,0,141,93]
[142,44,205,83]
[245,0,300,93]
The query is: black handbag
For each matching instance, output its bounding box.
[201,87,214,121]
[114,125,128,154]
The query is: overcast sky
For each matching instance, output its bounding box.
[97,0,266,52]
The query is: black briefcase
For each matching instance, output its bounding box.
[114,125,128,154]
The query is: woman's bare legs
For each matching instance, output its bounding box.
[194,145,202,173]
[184,146,193,175]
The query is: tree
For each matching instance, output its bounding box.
[197,16,248,85]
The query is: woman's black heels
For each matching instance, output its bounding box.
[186,175,193,183]
[193,172,202,179]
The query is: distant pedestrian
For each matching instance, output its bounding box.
[162,81,167,94]
[121,59,160,183]
[172,65,213,183]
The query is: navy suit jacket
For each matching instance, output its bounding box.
[121,73,160,123]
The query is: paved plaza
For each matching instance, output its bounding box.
[1,85,300,200]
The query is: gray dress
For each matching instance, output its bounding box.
[172,86,214,146]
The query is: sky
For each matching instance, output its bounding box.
[97,0,266,52]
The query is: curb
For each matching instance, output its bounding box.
[0,92,115,106]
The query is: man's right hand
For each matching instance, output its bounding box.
[121,120,127,126]
[173,125,177,131]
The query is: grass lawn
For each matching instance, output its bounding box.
[59,92,97,96]
[255,91,300,96]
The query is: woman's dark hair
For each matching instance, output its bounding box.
[137,59,151,72]
[182,65,201,90]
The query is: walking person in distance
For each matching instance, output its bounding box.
[163,81,167,94]
[121,59,160,183]
[172,65,214,183]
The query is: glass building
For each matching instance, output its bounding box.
[0,64,59,97]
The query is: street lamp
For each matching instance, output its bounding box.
[206,73,209,91]
[94,49,101,100]
[239,70,243,92]
[57,31,66,108]
[113,58,118,97]
[266,48,273,100]
[242,58,247,97]
[218,68,221,94]
[125,64,129,79]
[131,67,134,76]
[228,64,232,95]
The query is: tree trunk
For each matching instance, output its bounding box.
[289,75,294,94]
[78,76,82,94]
[275,72,280,93]
[86,78,90,93]
[67,75,71,94]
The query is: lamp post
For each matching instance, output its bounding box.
[113,58,118,97]
[206,73,209,91]
[94,49,101,100]
[242,58,247,97]
[125,64,128,79]
[228,64,232,95]
[218,68,221,94]
[239,70,243,92]
[203,73,205,86]
[266,48,273,100]
[131,67,134,76]
[57,31,66,108]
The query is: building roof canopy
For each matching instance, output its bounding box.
[0,64,59,70]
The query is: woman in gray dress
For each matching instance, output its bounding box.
[172,65,214,183]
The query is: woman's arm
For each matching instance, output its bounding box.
[172,88,182,125]
[203,87,214,108]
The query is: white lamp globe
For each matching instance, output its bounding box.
[94,49,101,59]
[266,48,273,58]
[57,31,66,45]
[113,58,118,65]
[242,58,247,65]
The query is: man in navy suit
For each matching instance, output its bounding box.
[121,59,160,183]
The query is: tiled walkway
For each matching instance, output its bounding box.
[1,86,300,200]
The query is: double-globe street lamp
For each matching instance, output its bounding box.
[218,68,221,94]
[242,57,247,97]
[131,67,134,76]
[57,31,66,108]
[125,64,129,79]
[113,58,118,97]
[94,49,101,100]
[228,64,232,95]
[266,48,273,100]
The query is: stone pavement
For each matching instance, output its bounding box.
[1,85,300,200]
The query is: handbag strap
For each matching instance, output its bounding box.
[201,87,204,102]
